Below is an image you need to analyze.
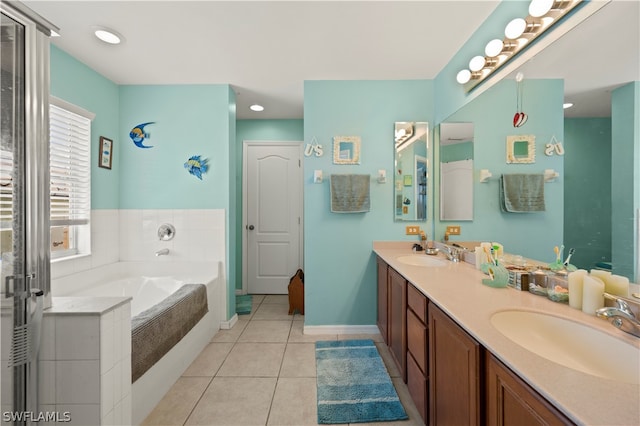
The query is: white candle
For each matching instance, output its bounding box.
[568,269,588,310]
[607,274,630,297]
[582,275,605,315]
[590,269,612,286]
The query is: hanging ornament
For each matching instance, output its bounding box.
[513,73,528,128]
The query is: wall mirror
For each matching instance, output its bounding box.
[333,136,361,164]
[506,135,535,164]
[434,2,638,281]
[439,122,474,221]
[394,122,428,221]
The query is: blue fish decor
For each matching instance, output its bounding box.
[129,122,155,148]
[184,155,209,180]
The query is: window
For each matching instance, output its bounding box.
[49,98,93,259]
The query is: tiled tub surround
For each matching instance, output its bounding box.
[51,261,225,424]
[374,242,640,425]
[40,298,131,426]
[51,209,226,279]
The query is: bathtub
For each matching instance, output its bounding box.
[51,261,225,424]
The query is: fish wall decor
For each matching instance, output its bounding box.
[129,122,155,148]
[184,155,209,180]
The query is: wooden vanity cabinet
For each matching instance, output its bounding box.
[429,303,482,426]
[376,256,389,344]
[406,284,429,422]
[486,354,573,426]
[388,267,407,380]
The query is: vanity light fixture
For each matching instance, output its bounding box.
[94,27,122,44]
[249,104,264,112]
[455,0,583,92]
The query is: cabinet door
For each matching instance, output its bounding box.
[376,257,389,344]
[429,304,482,426]
[407,351,428,423]
[388,267,407,380]
[486,355,573,426]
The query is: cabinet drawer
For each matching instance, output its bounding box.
[407,308,427,373]
[407,284,427,322]
[407,351,428,424]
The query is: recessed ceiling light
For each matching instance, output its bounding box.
[249,104,264,112]
[94,28,122,45]
[563,102,574,109]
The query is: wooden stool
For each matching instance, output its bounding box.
[288,269,304,315]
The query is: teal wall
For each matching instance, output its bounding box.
[434,79,564,263]
[118,85,232,209]
[50,46,120,209]
[234,120,304,290]
[303,80,434,326]
[564,118,611,270]
[611,82,639,280]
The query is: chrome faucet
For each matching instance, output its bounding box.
[596,297,640,338]
[442,246,461,263]
[155,248,170,257]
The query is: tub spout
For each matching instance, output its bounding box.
[155,248,170,257]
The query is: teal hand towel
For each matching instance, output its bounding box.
[330,174,370,213]
[500,174,545,213]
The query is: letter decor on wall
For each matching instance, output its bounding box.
[184,155,209,180]
[304,136,324,157]
[129,122,155,148]
[544,135,565,156]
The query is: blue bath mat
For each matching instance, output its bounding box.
[315,339,408,424]
[235,294,253,315]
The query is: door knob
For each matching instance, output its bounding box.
[248,225,255,230]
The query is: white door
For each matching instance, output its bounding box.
[440,159,474,220]
[244,142,303,294]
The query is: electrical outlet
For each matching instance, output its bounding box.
[406,226,421,235]
[446,225,461,235]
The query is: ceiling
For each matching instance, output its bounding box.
[23,1,639,120]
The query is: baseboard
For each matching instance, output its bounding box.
[220,313,238,330]
[303,324,380,335]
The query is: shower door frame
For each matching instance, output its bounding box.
[1,1,57,421]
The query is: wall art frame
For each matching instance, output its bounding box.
[99,136,113,169]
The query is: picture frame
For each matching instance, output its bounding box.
[333,136,361,164]
[99,136,113,170]
[403,175,413,186]
[506,134,535,164]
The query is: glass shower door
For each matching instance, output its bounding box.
[1,11,27,422]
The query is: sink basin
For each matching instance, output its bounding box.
[491,310,640,384]
[396,255,446,268]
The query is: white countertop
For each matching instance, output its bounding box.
[374,241,640,426]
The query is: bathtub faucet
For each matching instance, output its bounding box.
[155,248,170,257]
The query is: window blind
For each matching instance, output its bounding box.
[49,104,91,226]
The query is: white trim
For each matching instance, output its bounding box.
[303,325,381,335]
[50,95,96,121]
[220,313,238,330]
[242,140,304,295]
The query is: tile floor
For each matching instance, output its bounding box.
[142,295,422,426]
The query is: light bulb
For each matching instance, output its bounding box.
[485,39,504,57]
[505,18,526,39]
[529,0,554,17]
[563,102,574,109]
[469,56,486,72]
[456,69,471,84]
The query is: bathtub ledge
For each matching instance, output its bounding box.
[46,296,132,315]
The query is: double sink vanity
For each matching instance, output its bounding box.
[374,241,640,425]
